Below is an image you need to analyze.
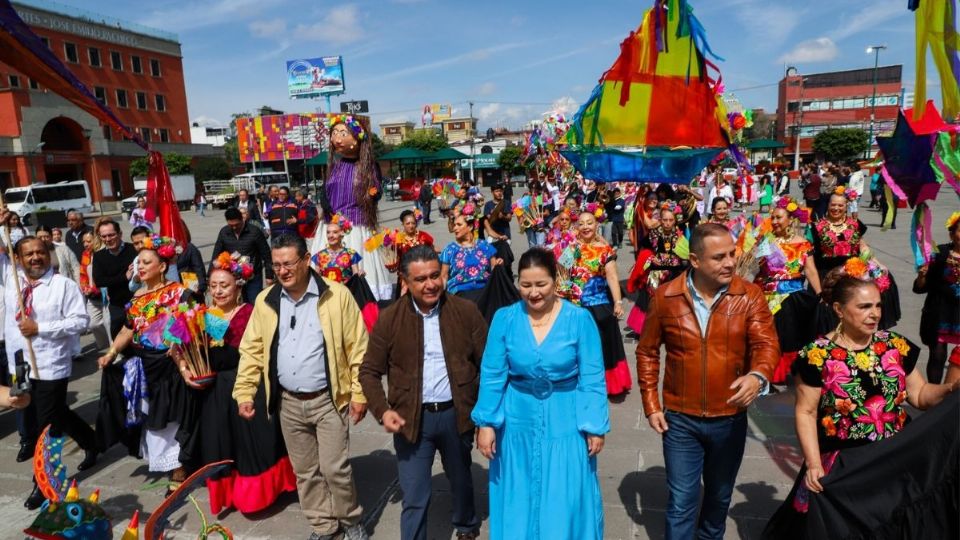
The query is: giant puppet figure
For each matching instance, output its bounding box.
[311,114,393,300]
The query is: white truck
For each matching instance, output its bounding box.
[204,171,290,209]
[122,175,197,217]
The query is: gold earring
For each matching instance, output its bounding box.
[835,319,844,336]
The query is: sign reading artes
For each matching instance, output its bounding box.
[287,56,345,99]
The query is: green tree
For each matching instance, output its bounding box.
[398,130,449,152]
[193,157,231,183]
[813,128,869,162]
[128,152,192,178]
[371,133,393,160]
[497,145,526,176]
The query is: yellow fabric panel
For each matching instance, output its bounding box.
[596,81,652,146]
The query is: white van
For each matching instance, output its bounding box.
[4,181,94,224]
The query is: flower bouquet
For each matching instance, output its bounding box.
[364,228,400,271]
[512,195,545,232]
[164,303,224,388]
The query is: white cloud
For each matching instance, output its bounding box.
[478,82,497,96]
[357,42,528,83]
[509,15,525,27]
[293,5,364,45]
[191,115,225,127]
[549,96,578,116]
[777,37,839,64]
[140,0,279,31]
[477,103,501,123]
[829,3,903,41]
[249,18,286,38]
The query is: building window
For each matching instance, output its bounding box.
[136,91,147,110]
[139,127,151,142]
[155,94,166,112]
[64,42,78,63]
[102,125,112,140]
[8,75,19,88]
[94,86,107,105]
[88,47,101,67]
[28,78,39,90]
[150,59,161,77]
[131,55,143,74]
[116,89,128,108]
[110,51,122,71]
[159,128,170,143]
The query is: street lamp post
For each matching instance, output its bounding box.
[469,101,475,185]
[792,77,808,172]
[866,45,887,158]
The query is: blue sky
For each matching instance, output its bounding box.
[81,0,924,130]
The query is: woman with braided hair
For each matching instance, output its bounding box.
[311,114,393,300]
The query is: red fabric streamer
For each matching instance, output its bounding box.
[146,151,188,246]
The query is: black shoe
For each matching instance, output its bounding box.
[77,450,98,471]
[17,442,34,463]
[24,485,45,510]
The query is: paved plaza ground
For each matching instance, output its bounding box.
[0,186,954,539]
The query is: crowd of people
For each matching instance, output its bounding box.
[1,132,958,540]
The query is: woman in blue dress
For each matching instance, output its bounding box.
[472,248,610,540]
[439,213,502,302]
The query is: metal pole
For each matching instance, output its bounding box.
[793,77,805,171]
[469,101,475,184]
[866,46,885,159]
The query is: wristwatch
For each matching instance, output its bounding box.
[749,372,769,396]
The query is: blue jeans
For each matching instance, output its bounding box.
[525,228,545,248]
[393,407,479,540]
[663,411,747,540]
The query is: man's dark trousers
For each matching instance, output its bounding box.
[393,406,479,540]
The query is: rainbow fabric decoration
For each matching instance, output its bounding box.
[911,0,960,120]
[564,0,728,182]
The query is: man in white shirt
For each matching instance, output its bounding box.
[3,232,95,509]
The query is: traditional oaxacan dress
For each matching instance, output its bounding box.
[96,282,195,472]
[811,217,901,334]
[560,241,631,396]
[626,226,687,334]
[181,304,297,514]
[753,237,819,384]
[439,239,498,303]
[311,247,362,284]
[916,244,960,348]
[472,301,609,540]
[311,156,393,300]
[763,331,958,539]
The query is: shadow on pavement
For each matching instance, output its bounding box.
[617,465,667,539]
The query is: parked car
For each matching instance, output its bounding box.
[4,180,94,225]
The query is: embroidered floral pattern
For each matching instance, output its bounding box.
[814,218,862,258]
[126,282,188,349]
[312,248,362,283]
[798,330,910,442]
[560,242,615,307]
[439,240,497,294]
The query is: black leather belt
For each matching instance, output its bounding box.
[422,400,454,412]
[283,387,327,400]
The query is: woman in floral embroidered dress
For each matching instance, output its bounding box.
[625,203,687,335]
[96,235,198,489]
[558,211,630,397]
[754,197,821,384]
[439,213,502,303]
[913,211,960,383]
[310,214,362,284]
[810,188,900,333]
[762,269,959,539]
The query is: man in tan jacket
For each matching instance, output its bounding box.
[637,223,778,540]
[233,234,369,540]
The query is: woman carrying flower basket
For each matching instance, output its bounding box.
[179,252,296,515]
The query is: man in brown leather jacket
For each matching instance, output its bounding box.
[637,223,779,540]
[359,245,486,540]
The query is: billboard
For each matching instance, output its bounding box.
[287,56,345,99]
[236,114,329,163]
[421,103,452,126]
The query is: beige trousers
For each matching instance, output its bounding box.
[279,390,363,535]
